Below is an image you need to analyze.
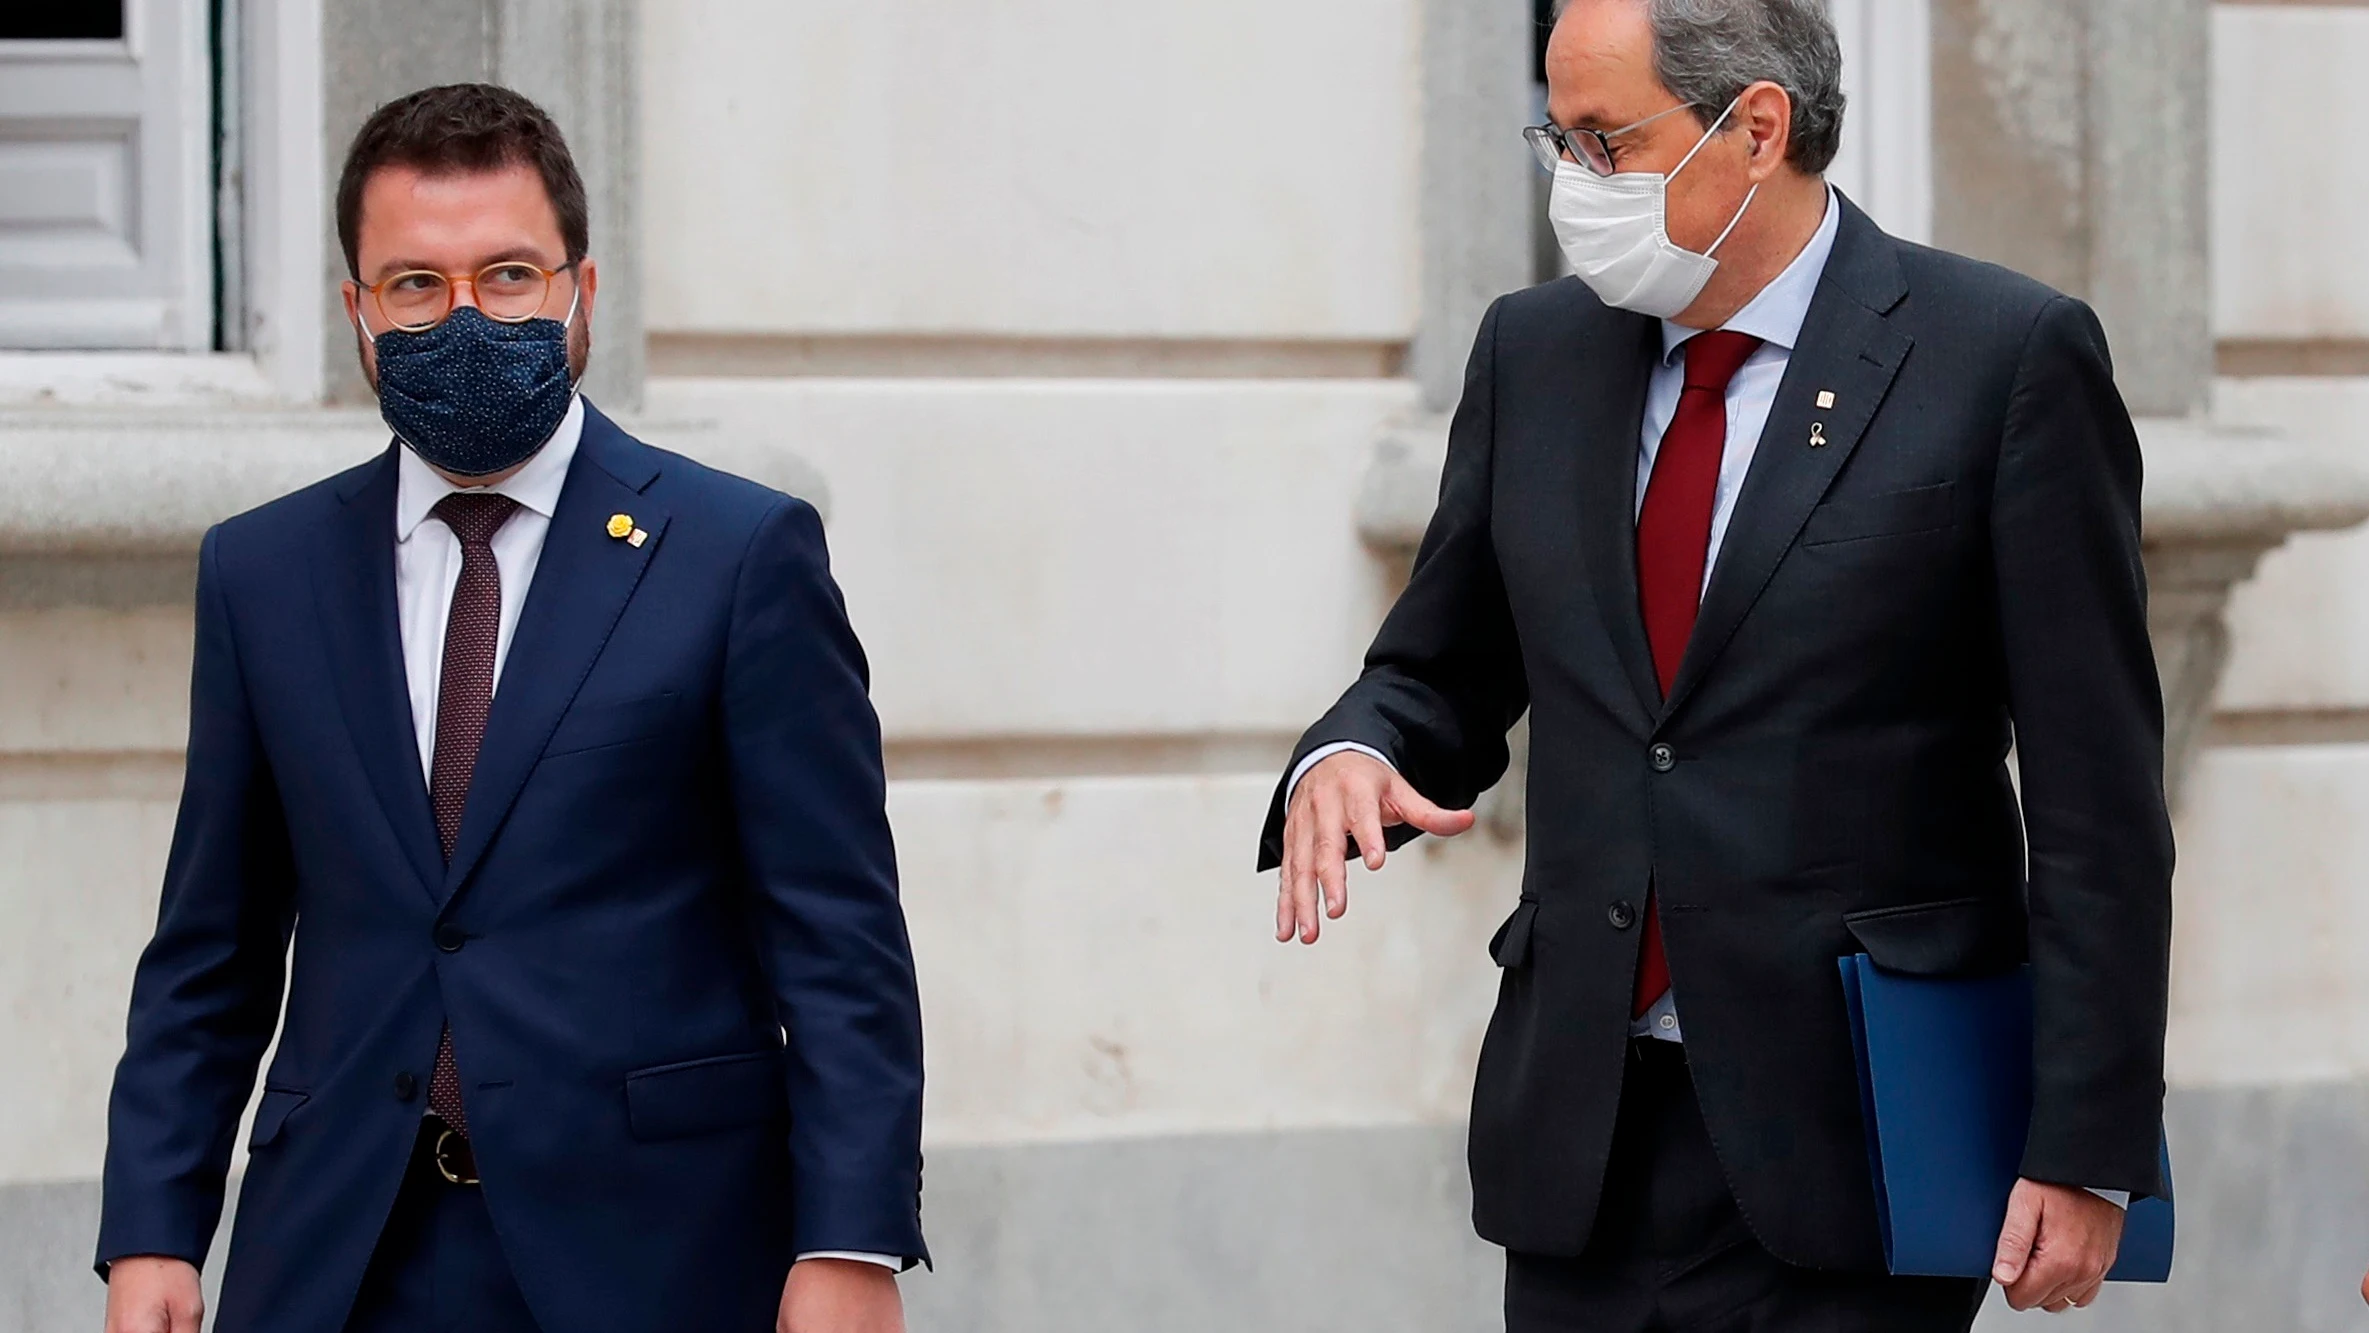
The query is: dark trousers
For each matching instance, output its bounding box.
[1505,1040,1987,1333]
[343,1121,543,1333]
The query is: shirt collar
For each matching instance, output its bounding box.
[1660,186,1841,365]
[395,394,586,542]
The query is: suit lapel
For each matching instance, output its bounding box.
[314,449,445,902]
[1660,200,1914,720]
[437,406,669,906]
[1569,310,1667,725]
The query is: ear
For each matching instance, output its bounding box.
[1738,78,1794,182]
[340,279,364,331]
[575,258,598,322]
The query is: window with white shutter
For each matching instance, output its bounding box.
[0,0,213,349]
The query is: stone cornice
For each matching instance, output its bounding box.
[0,406,830,559]
[1351,412,2369,556]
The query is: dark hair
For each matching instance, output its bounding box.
[336,83,589,279]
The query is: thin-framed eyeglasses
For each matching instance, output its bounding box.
[359,260,577,332]
[1523,102,1707,176]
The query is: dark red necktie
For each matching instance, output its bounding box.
[425,491,519,1134]
[1630,330,1761,1019]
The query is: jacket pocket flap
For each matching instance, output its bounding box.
[248,1087,309,1150]
[1841,895,2024,976]
[1802,482,1957,547]
[625,1050,787,1142]
[1489,899,1540,968]
[545,692,678,759]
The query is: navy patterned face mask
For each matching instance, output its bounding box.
[367,295,579,477]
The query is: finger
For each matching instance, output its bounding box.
[2010,1253,2083,1316]
[1310,789,1348,937]
[1291,804,1326,943]
[1280,802,1317,943]
[1350,791,1389,879]
[1992,1183,2041,1285]
[2069,1278,2105,1309]
[1274,819,1297,942]
[1385,778,1478,839]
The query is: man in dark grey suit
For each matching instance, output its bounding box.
[1260,2,2171,1329]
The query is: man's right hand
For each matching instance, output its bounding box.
[1275,751,1476,944]
[104,1256,203,1333]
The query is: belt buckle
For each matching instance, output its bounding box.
[432,1125,481,1186]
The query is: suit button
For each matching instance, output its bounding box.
[434,924,466,953]
[1607,901,1637,930]
[1648,743,1677,773]
[394,1071,418,1101]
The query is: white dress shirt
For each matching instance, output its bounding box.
[392,395,911,1264]
[394,397,583,777]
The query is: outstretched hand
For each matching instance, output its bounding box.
[1275,751,1475,944]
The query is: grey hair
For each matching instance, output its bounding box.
[1557,0,1848,174]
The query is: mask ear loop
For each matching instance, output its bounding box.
[1667,94,1758,260]
[1704,183,1760,259]
[1668,94,1744,180]
[554,284,586,394]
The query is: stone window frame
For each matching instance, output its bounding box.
[0,0,327,407]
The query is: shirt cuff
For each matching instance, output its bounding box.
[796,1251,906,1271]
[2085,1188,2130,1210]
[1285,742,1396,805]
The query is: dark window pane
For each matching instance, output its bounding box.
[1,1,124,40]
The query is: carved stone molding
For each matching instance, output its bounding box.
[1355,413,2369,831]
[0,407,828,608]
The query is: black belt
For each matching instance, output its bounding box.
[418,1114,480,1186]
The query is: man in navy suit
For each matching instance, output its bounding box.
[97,84,924,1333]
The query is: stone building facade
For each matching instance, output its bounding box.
[2,2,2366,1330]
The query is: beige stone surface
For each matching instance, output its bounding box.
[0,797,178,1183]
[637,0,1423,340]
[2167,743,2369,1088]
[0,609,193,755]
[2212,7,2369,341]
[647,377,1416,741]
[2213,378,2369,712]
[901,774,1514,1147]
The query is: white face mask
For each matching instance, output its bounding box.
[1547,97,1758,320]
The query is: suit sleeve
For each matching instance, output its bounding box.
[1991,296,2174,1198]
[723,497,928,1266]
[96,526,298,1275]
[1257,298,1530,870]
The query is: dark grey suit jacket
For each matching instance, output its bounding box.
[1258,196,2172,1270]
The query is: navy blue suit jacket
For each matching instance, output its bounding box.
[98,405,927,1332]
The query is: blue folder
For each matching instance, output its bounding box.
[1838,953,2174,1281]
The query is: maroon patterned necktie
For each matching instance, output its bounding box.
[425,491,520,1134]
[1630,330,1761,1019]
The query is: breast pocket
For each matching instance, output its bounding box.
[1800,482,1957,549]
[543,692,678,760]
